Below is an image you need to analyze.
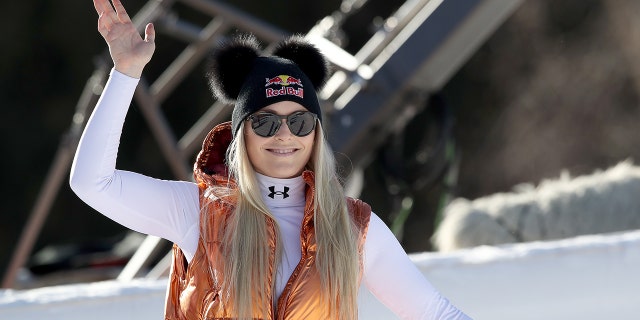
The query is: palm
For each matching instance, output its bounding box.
[106,21,154,68]
[94,0,155,77]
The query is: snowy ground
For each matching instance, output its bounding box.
[1,229,640,319]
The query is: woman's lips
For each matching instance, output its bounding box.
[267,148,297,156]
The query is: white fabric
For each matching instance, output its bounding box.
[254,172,306,299]
[70,69,471,320]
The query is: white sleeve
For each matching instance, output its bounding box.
[69,69,200,261]
[363,213,472,320]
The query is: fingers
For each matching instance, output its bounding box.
[144,23,156,43]
[93,0,113,17]
[95,0,115,34]
[94,0,130,23]
[95,0,154,45]
[112,0,132,23]
[96,0,136,36]
[97,10,115,35]
[97,12,107,36]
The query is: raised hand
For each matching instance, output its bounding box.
[94,0,155,78]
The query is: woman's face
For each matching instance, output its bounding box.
[244,101,316,179]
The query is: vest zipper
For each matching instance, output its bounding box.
[274,183,315,319]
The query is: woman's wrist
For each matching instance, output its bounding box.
[114,62,146,79]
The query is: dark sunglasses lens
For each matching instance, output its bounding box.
[251,114,280,137]
[288,112,316,136]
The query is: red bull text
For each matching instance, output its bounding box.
[265,74,304,98]
[266,86,304,98]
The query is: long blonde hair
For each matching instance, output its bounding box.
[208,120,360,319]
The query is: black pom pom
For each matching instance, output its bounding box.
[206,35,261,103]
[272,35,329,91]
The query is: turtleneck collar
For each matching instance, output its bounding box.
[255,173,306,208]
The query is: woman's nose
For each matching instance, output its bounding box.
[274,119,292,139]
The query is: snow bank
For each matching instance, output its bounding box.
[433,160,640,251]
[2,229,640,319]
[0,278,166,319]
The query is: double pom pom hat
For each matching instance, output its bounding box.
[206,35,330,136]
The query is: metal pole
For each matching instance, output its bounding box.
[178,0,288,42]
[2,68,107,288]
[2,135,75,288]
[151,17,229,104]
[178,100,232,157]
[2,0,179,288]
[134,80,192,180]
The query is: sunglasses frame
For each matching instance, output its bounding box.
[247,111,318,137]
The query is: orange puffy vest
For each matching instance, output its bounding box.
[164,122,371,319]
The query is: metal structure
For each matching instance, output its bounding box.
[3,0,522,288]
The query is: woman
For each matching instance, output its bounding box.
[71,0,472,319]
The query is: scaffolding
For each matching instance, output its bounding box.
[3,0,522,288]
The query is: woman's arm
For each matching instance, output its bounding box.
[362,213,472,320]
[69,0,200,261]
[69,70,200,260]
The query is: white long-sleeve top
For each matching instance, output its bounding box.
[69,69,471,320]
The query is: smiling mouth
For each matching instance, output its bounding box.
[267,148,297,155]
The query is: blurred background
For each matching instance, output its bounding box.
[2,0,640,289]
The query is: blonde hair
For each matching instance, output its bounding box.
[208,120,360,319]
[309,122,361,319]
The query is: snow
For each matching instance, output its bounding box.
[2,230,640,319]
[0,279,167,319]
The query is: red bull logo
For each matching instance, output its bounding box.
[264,74,304,98]
[286,76,302,86]
[264,75,303,87]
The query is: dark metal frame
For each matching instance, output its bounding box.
[2,0,522,288]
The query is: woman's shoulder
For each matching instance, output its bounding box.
[345,197,371,209]
[345,197,372,228]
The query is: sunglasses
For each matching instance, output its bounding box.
[247,111,318,137]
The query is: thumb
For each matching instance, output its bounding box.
[144,23,155,43]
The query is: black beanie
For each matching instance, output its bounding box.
[206,35,329,136]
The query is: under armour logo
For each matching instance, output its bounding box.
[268,186,290,199]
